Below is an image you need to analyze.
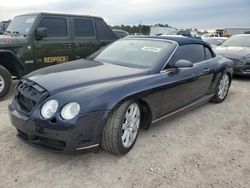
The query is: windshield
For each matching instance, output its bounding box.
[221,35,250,47]
[5,15,37,36]
[94,39,172,68]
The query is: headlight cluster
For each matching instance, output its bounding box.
[61,102,80,120]
[41,100,58,119]
[41,100,80,120]
[233,59,244,66]
[242,57,250,64]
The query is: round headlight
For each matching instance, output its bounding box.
[41,99,58,119]
[61,102,80,120]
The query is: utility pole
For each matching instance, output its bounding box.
[139,20,142,34]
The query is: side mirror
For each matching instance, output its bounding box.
[35,27,47,40]
[174,60,193,68]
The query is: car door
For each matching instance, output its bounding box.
[32,15,74,70]
[71,17,99,59]
[159,44,215,116]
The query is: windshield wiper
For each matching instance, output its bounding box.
[12,31,20,35]
[3,30,11,35]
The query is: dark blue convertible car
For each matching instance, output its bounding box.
[9,36,233,155]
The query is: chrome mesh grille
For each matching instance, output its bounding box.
[15,80,48,114]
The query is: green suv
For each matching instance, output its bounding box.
[0,12,118,98]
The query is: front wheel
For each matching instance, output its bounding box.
[211,73,230,103]
[100,100,141,155]
[0,65,11,99]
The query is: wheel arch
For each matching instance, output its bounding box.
[109,94,153,131]
[0,50,25,77]
[138,99,152,130]
[222,66,232,86]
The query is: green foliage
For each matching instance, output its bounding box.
[111,24,170,35]
[112,24,151,35]
[111,24,205,35]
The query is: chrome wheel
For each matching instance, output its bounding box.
[121,103,140,148]
[0,75,5,93]
[218,74,229,100]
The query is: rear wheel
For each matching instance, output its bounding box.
[101,100,141,155]
[211,73,230,103]
[0,65,11,99]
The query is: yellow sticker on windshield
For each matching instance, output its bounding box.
[141,46,161,52]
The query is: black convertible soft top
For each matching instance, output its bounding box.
[129,36,208,45]
[128,35,215,56]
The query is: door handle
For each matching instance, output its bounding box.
[203,68,210,73]
[68,43,74,49]
[62,43,69,48]
[62,43,74,49]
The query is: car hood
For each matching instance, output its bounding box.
[25,59,148,94]
[0,34,27,47]
[214,46,250,59]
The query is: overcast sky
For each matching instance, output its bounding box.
[0,0,249,29]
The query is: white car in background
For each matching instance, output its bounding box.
[202,33,220,38]
[203,37,228,49]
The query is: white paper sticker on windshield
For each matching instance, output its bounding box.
[141,46,161,53]
[25,18,35,24]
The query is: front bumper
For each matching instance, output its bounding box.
[233,65,250,76]
[9,104,110,152]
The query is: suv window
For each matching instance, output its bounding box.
[95,19,117,40]
[73,18,95,37]
[172,44,205,64]
[205,47,213,60]
[39,17,68,37]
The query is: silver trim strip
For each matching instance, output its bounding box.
[75,144,99,150]
[160,43,179,72]
[152,94,214,124]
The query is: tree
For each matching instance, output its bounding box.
[111,23,170,35]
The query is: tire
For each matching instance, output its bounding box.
[100,100,141,155]
[211,73,230,103]
[0,65,11,99]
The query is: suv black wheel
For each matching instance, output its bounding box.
[100,100,141,155]
[0,65,11,99]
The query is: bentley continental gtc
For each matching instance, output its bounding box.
[9,36,233,155]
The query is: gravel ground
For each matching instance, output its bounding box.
[0,77,250,188]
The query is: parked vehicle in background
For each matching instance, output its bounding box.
[202,33,220,38]
[112,29,129,38]
[125,33,146,38]
[214,34,250,76]
[177,30,201,39]
[134,33,144,36]
[202,37,228,49]
[0,12,118,99]
[149,26,178,36]
[9,36,232,155]
[216,28,250,36]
